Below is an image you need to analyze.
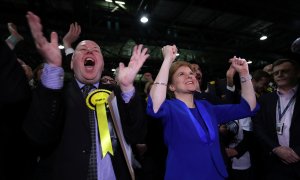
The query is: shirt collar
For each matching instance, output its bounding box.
[76,79,99,90]
[277,85,298,96]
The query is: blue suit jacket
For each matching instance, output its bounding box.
[147,96,259,180]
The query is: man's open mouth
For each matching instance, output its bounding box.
[84,58,95,66]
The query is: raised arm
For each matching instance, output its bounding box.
[117,44,150,92]
[149,45,177,113]
[229,56,256,110]
[226,65,236,88]
[62,22,81,49]
[5,22,24,50]
[26,11,62,67]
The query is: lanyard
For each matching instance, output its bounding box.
[277,94,296,122]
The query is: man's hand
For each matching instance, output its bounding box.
[226,65,236,87]
[225,148,238,158]
[273,146,300,164]
[6,22,24,49]
[26,11,62,67]
[118,44,150,92]
[63,22,81,49]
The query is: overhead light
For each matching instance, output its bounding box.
[105,0,125,5]
[176,53,180,56]
[111,6,119,12]
[115,1,125,5]
[260,35,268,41]
[247,60,252,64]
[111,68,116,72]
[140,16,148,23]
[106,0,126,10]
[58,45,64,49]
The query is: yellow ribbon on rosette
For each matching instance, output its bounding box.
[86,89,113,158]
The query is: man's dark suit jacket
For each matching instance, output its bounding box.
[253,84,300,177]
[0,41,36,180]
[24,77,147,180]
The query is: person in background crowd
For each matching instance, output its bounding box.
[253,58,300,180]
[62,21,81,72]
[101,74,117,85]
[263,63,276,93]
[224,69,271,180]
[1,22,36,180]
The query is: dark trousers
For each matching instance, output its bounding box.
[265,158,300,180]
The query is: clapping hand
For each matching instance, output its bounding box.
[63,22,81,49]
[118,44,150,92]
[26,11,62,67]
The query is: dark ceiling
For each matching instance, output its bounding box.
[1,0,300,79]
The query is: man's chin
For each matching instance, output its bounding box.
[81,77,98,84]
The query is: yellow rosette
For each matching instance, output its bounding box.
[86,89,113,157]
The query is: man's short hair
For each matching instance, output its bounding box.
[272,59,299,71]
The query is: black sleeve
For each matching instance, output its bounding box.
[115,87,147,144]
[252,95,280,153]
[223,88,241,104]
[23,84,64,150]
[235,130,253,158]
[0,40,31,104]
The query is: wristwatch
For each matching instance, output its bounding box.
[240,75,252,83]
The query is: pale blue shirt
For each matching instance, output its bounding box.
[276,85,298,147]
[41,64,135,180]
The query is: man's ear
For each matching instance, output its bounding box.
[169,84,175,92]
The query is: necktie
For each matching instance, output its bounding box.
[82,85,98,180]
